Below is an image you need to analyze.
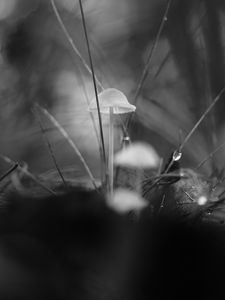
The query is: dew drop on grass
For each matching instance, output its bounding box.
[173,150,182,161]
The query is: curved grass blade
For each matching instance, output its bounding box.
[32,108,68,189]
[36,104,98,190]
[0,154,56,196]
[50,0,103,90]
[50,2,103,173]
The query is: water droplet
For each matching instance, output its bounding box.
[173,150,182,161]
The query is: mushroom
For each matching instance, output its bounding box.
[107,188,148,214]
[197,195,208,206]
[114,142,160,195]
[89,88,136,200]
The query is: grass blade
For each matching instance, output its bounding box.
[0,163,18,182]
[179,86,225,152]
[126,0,172,130]
[134,0,172,103]
[196,140,225,170]
[0,154,56,196]
[50,0,103,90]
[32,108,68,188]
[51,0,105,181]
[36,104,98,190]
[78,0,106,178]
[162,86,225,175]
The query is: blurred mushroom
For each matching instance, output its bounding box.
[114,142,160,195]
[107,188,148,214]
[89,88,136,200]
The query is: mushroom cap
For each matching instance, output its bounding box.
[88,88,136,114]
[107,188,148,214]
[114,142,160,169]
[197,195,208,206]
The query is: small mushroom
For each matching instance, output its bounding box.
[114,141,160,168]
[114,142,160,195]
[107,188,148,214]
[89,88,136,201]
[88,88,136,114]
[197,195,208,206]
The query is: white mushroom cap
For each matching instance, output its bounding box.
[88,88,136,114]
[197,195,208,206]
[107,188,148,214]
[114,142,160,169]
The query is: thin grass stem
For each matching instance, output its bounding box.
[33,108,68,188]
[50,0,103,90]
[36,104,98,190]
[0,163,18,182]
[196,140,225,170]
[126,0,172,130]
[78,0,106,179]
[178,86,225,152]
[0,154,56,196]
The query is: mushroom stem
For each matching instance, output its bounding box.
[108,107,114,201]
